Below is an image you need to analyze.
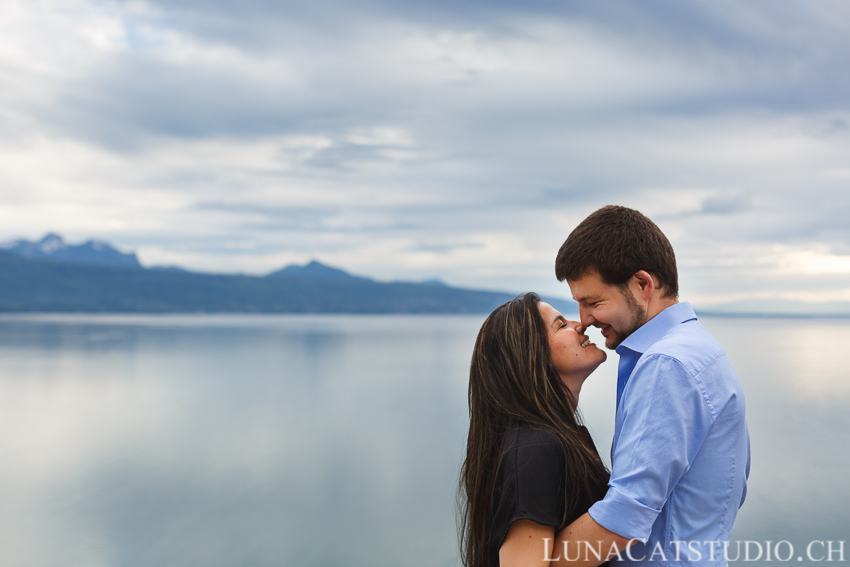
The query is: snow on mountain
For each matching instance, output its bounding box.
[0,234,142,269]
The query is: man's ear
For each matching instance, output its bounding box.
[631,270,656,300]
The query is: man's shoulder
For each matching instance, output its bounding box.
[630,320,743,418]
[642,319,727,376]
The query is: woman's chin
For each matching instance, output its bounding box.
[586,347,607,368]
[588,341,607,356]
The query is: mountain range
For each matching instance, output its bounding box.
[0,233,142,269]
[0,234,575,314]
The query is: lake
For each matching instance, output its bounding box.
[0,313,847,566]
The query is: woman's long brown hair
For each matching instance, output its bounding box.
[458,293,609,567]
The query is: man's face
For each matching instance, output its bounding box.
[568,269,647,350]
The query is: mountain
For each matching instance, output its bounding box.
[0,252,517,313]
[2,236,844,317]
[0,234,142,269]
[267,260,363,280]
[418,279,448,287]
[0,238,578,314]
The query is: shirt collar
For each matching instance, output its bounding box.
[615,302,697,356]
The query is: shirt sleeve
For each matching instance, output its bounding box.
[492,429,565,550]
[588,354,716,542]
[740,423,751,508]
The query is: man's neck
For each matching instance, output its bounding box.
[645,296,679,324]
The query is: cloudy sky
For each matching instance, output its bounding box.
[2,0,850,312]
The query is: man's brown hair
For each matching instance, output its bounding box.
[555,205,679,298]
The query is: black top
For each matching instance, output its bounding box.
[490,427,607,565]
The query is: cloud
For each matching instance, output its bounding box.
[1,0,850,307]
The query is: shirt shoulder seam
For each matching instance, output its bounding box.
[632,352,723,420]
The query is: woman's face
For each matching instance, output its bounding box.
[537,301,607,397]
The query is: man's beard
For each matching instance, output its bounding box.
[606,288,647,350]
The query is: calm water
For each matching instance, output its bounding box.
[0,314,847,566]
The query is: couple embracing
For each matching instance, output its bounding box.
[459,206,751,567]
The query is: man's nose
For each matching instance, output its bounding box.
[578,306,594,332]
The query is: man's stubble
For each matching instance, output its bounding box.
[606,286,648,350]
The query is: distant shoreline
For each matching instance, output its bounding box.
[695,310,850,319]
[1,310,849,320]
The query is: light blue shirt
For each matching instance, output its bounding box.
[588,303,750,566]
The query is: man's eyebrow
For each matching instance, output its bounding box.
[574,295,599,303]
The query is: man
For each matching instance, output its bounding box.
[553,205,750,566]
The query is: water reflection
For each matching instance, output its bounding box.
[701,317,850,557]
[0,315,479,567]
[0,314,847,566]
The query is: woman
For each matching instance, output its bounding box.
[459,293,610,567]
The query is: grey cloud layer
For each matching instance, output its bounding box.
[51,0,850,142]
[2,0,850,306]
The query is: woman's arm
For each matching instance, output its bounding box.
[552,512,634,566]
[500,515,634,567]
[499,520,556,567]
